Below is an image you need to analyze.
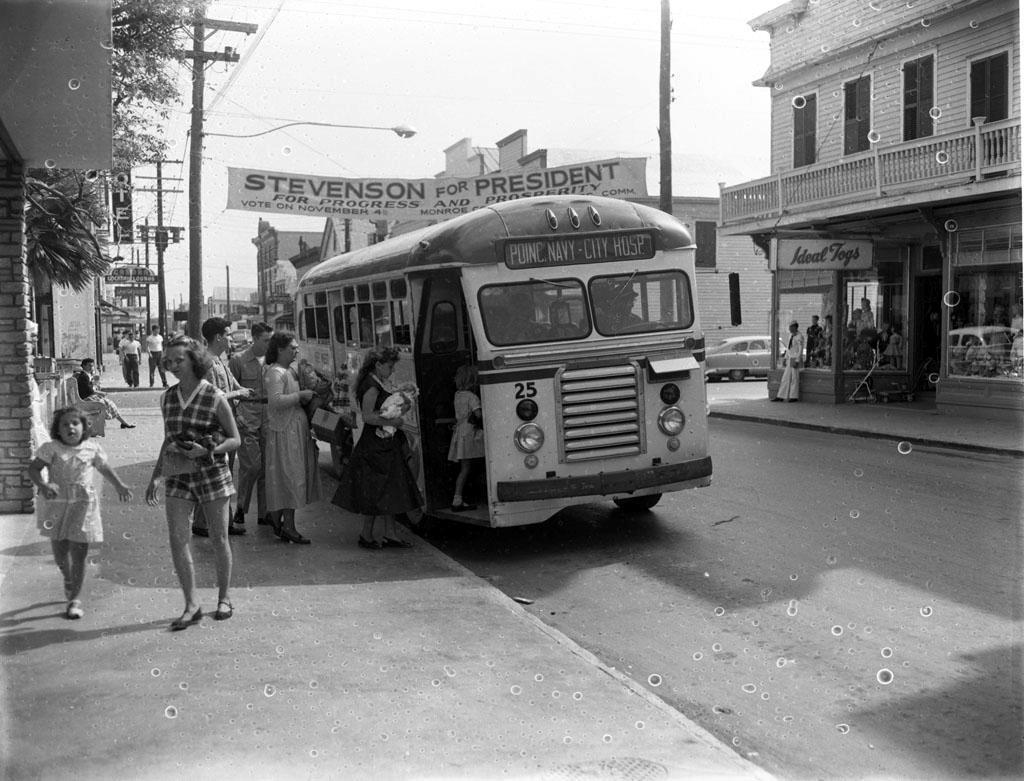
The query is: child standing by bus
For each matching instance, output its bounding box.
[28,407,133,619]
[448,364,484,511]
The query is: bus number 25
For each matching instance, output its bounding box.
[514,381,537,399]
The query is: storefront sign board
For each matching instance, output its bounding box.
[772,239,873,271]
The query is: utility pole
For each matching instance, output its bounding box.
[135,161,183,337]
[226,265,231,320]
[659,0,673,215]
[184,11,258,338]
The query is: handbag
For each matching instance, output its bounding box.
[311,407,354,445]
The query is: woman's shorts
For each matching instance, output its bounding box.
[165,461,235,504]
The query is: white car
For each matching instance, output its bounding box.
[704,335,785,381]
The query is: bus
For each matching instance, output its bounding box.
[295,195,711,527]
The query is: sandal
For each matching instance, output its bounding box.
[170,606,203,631]
[214,600,234,621]
[382,537,413,549]
[66,600,84,620]
[358,536,383,550]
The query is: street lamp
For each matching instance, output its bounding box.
[203,122,417,139]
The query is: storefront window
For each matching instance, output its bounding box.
[777,270,834,368]
[842,259,906,371]
[947,225,1023,379]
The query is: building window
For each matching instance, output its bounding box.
[970,51,1009,123]
[842,261,906,372]
[947,225,1023,379]
[777,269,835,369]
[844,75,872,154]
[694,221,717,268]
[793,93,817,168]
[902,54,934,141]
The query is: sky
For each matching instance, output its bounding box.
[126,0,777,308]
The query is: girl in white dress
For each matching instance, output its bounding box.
[28,407,132,619]
[447,365,484,511]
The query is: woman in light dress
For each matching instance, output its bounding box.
[263,331,320,544]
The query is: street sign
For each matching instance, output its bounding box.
[267,293,292,304]
[105,264,158,284]
[114,285,149,298]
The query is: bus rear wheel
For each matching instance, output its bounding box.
[613,494,662,511]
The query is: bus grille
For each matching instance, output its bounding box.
[559,364,642,462]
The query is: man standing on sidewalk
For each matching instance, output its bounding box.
[229,322,273,531]
[191,317,253,537]
[146,325,168,388]
[119,330,142,388]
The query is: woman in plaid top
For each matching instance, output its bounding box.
[145,337,241,630]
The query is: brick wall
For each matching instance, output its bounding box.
[0,158,33,513]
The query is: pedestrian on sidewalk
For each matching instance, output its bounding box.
[332,346,421,549]
[74,359,135,429]
[190,317,254,538]
[28,407,133,620]
[263,332,320,545]
[228,322,272,531]
[144,337,240,630]
[119,330,142,388]
[774,321,804,402]
[146,325,168,388]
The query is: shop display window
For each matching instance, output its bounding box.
[777,269,834,369]
[842,260,906,371]
[946,225,1023,379]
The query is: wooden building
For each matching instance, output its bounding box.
[719,0,1021,416]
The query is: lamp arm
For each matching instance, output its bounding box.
[204,121,414,139]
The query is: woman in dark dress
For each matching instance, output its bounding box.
[332,347,421,549]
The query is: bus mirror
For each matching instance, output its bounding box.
[728,272,742,326]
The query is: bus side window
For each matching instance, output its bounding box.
[345,303,374,347]
[429,301,458,354]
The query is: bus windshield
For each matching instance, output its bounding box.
[479,279,591,346]
[478,271,694,346]
[590,271,693,336]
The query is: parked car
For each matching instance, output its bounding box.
[948,326,1015,375]
[704,335,785,381]
[228,330,252,353]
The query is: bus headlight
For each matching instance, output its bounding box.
[657,407,685,436]
[514,422,545,453]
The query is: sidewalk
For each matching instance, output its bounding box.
[0,393,771,780]
[708,388,1024,457]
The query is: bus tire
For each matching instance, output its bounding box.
[728,369,747,382]
[613,494,662,511]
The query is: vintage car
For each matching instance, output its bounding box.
[948,326,1015,376]
[704,335,785,381]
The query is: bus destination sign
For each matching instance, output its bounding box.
[504,231,654,270]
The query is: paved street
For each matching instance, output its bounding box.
[426,413,1024,779]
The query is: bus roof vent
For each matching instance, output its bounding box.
[545,209,559,230]
[567,207,581,230]
[587,205,602,226]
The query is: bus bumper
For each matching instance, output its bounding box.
[495,456,712,503]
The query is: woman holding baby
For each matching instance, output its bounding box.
[263,332,321,544]
[332,346,421,549]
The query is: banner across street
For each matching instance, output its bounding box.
[225,157,648,220]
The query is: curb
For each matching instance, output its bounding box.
[410,529,775,780]
[709,410,1024,458]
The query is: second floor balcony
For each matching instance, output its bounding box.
[719,118,1021,235]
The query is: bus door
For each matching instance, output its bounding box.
[412,271,477,511]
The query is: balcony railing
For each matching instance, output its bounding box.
[720,118,1021,227]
